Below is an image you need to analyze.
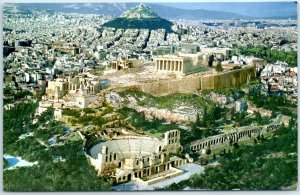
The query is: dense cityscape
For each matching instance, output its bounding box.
[3,2,298,191]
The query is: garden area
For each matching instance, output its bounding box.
[235,45,297,67]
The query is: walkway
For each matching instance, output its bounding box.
[112,163,204,191]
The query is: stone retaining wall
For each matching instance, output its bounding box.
[139,65,256,96]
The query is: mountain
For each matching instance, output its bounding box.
[4,4,54,15]
[148,4,247,20]
[120,4,158,19]
[103,4,173,32]
[15,3,136,16]
[14,3,248,20]
[4,4,32,15]
[7,3,296,20]
[160,2,297,19]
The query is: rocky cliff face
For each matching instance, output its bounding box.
[105,92,198,123]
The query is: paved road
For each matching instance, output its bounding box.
[113,163,204,191]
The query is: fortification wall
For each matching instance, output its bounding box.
[201,65,256,90]
[140,77,201,96]
[140,65,255,96]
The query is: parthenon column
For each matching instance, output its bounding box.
[166,61,169,70]
[179,61,183,71]
[158,60,161,70]
[159,61,161,70]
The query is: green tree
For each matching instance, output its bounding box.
[196,112,201,127]
[202,107,208,127]
[253,139,258,144]
[288,117,295,129]
[199,157,208,165]
[230,107,235,120]
[235,45,297,67]
[206,148,212,155]
[254,111,262,125]
[213,153,216,160]
[271,110,277,119]
[233,142,239,149]
[208,55,214,67]
[215,61,223,72]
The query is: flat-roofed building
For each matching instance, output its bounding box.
[200,47,234,60]
[152,46,175,56]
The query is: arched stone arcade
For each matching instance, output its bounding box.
[185,123,280,152]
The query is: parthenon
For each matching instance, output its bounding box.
[154,54,206,75]
[155,57,184,73]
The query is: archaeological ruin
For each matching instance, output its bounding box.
[87,130,193,185]
[185,122,281,153]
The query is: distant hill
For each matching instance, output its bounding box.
[6,3,296,20]
[4,4,54,15]
[13,3,249,20]
[4,4,32,14]
[264,15,297,20]
[148,4,247,20]
[161,2,297,19]
[103,4,173,32]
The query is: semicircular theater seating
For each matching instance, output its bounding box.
[89,136,164,159]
